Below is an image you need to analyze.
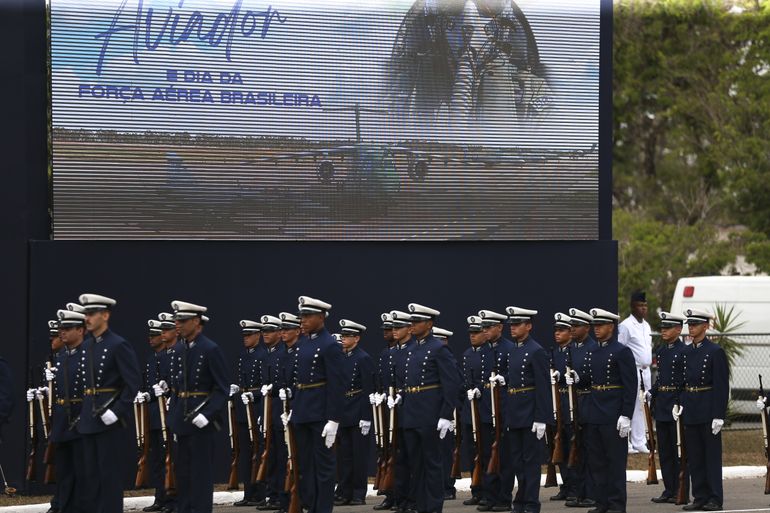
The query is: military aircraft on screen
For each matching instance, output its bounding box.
[243,103,597,183]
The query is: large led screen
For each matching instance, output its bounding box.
[50,0,600,240]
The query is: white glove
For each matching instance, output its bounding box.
[360,420,371,436]
[279,388,292,401]
[44,367,57,382]
[153,380,168,397]
[35,387,49,400]
[489,374,506,386]
[369,393,377,405]
[261,384,273,396]
[26,388,37,402]
[757,396,767,410]
[387,394,402,409]
[565,369,580,385]
[532,422,546,440]
[241,392,254,404]
[322,420,339,448]
[192,413,209,429]
[617,415,631,438]
[644,391,652,404]
[229,384,240,397]
[376,393,386,406]
[437,418,452,439]
[550,370,560,385]
[100,409,118,426]
[672,404,683,422]
[467,388,481,401]
[135,392,150,404]
[281,410,292,426]
[711,418,724,435]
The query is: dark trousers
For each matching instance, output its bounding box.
[684,423,722,506]
[573,422,593,500]
[501,428,543,513]
[394,428,415,509]
[267,423,289,507]
[148,430,167,506]
[81,428,125,513]
[555,423,575,497]
[584,423,627,512]
[656,420,689,501]
[294,421,336,513]
[336,425,371,501]
[56,438,85,513]
[176,430,215,513]
[237,422,266,501]
[440,430,456,496]
[403,425,444,513]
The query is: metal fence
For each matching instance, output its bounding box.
[651,332,770,427]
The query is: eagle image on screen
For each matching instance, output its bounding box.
[49,0,599,240]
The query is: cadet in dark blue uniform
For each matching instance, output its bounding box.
[460,315,488,507]
[389,304,460,513]
[388,310,418,513]
[564,308,599,508]
[154,312,179,513]
[566,308,636,513]
[250,315,290,512]
[46,309,86,513]
[549,312,576,502]
[432,327,458,501]
[74,294,140,513]
[335,319,375,506]
[136,320,169,513]
[234,319,267,508]
[158,300,229,513]
[477,309,514,512]
[280,296,345,513]
[649,312,688,505]
[372,313,397,511]
[492,307,550,513]
[674,309,728,512]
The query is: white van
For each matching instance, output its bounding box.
[670,276,770,414]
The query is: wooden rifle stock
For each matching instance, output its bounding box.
[544,458,558,488]
[640,370,658,485]
[158,396,177,496]
[550,353,564,465]
[227,399,240,490]
[26,399,37,482]
[256,393,273,483]
[380,387,398,492]
[43,441,56,484]
[135,402,151,488]
[470,397,483,488]
[372,401,382,490]
[283,399,301,513]
[246,400,260,485]
[376,401,388,492]
[450,409,461,479]
[487,374,501,475]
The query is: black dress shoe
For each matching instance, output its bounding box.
[258,501,283,511]
[651,496,674,504]
[491,506,510,512]
[682,502,705,511]
[444,492,456,500]
[255,500,268,508]
[550,490,569,501]
[335,499,351,506]
[143,504,164,512]
[349,500,366,506]
[586,508,607,513]
[477,504,493,512]
[567,499,596,508]
[463,497,481,506]
[234,499,259,507]
[374,499,394,510]
[701,501,722,511]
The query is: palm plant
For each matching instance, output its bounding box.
[710,303,746,379]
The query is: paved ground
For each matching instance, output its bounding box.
[214,478,770,513]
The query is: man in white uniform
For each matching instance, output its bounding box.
[617,291,652,454]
